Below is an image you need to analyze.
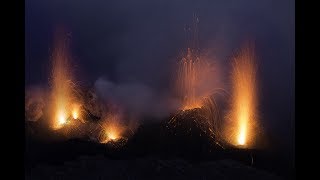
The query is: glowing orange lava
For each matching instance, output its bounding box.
[105,125,120,141]
[72,111,78,119]
[57,110,67,125]
[238,122,247,145]
[225,44,258,147]
[71,103,80,120]
[99,114,124,143]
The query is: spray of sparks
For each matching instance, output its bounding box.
[170,15,225,147]
[49,29,84,130]
[176,48,203,110]
[225,44,258,148]
[169,94,224,148]
[175,14,219,112]
[173,48,219,130]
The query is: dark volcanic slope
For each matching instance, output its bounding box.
[125,108,225,159]
[26,156,282,180]
[25,108,293,179]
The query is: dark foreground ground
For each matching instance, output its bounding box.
[25,118,294,180]
[26,155,282,180]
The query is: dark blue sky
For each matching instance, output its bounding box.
[25,0,294,154]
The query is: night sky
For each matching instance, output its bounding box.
[25,0,295,157]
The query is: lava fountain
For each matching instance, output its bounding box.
[50,29,77,130]
[171,47,224,145]
[177,48,202,110]
[171,15,224,145]
[175,14,216,111]
[225,44,258,148]
[176,48,217,111]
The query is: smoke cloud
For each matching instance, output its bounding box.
[94,77,179,119]
[25,86,47,122]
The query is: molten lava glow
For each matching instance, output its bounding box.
[106,128,119,140]
[58,111,67,125]
[53,108,68,129]
[100,124,121,143]
[225,45,258,147]
[72,110,78,119]
[71,104,80,120]
[238,123,247,145]
[99,114,124,143]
